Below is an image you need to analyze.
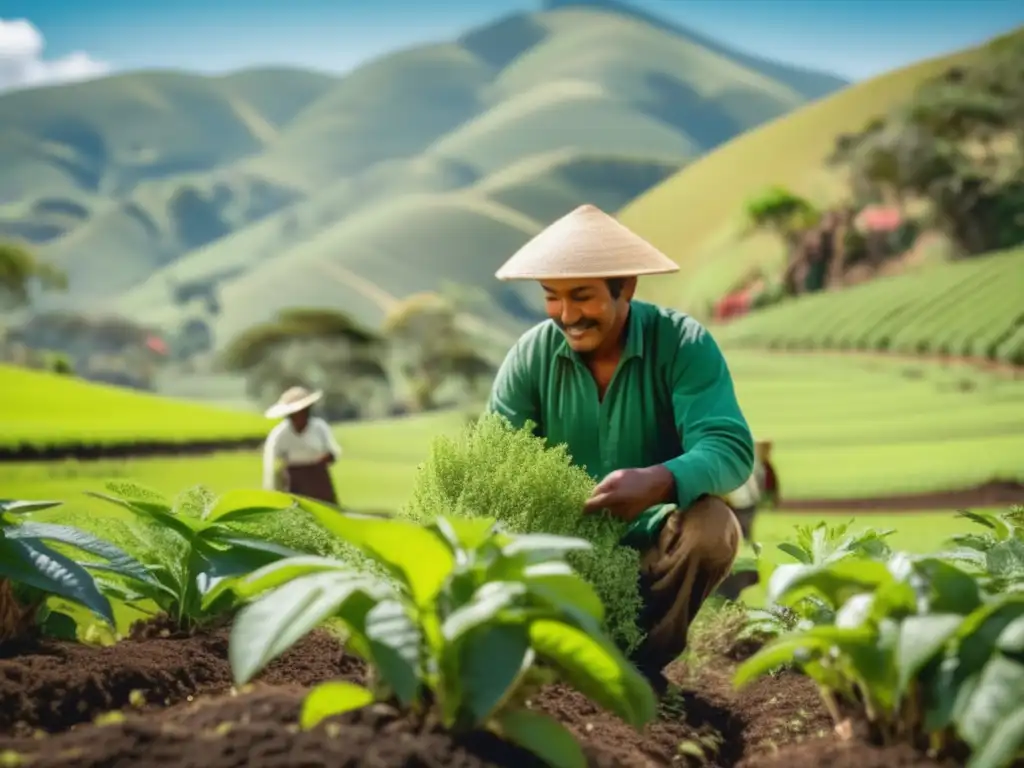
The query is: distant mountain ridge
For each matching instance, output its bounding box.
[539,0,850,98]
[0,0,847,349]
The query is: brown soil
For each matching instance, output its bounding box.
[0,437,264,463]
[780,479,1024,512]
[0,620,960,768]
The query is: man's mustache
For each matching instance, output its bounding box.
[555,318,599,332]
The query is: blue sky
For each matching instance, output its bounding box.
[3,0,1022,90]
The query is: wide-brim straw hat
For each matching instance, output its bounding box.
[495,204,679,281]
[264,386,323,419]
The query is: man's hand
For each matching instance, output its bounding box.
[583,465,676,523]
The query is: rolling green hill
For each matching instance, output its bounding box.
[619,37,994,315]
[2,2,845,344]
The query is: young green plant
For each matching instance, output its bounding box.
[85,484,304,629]
[939,507,1024,593]
[0,498,147,642]
[736,550,1024,768]
[223,499,657,768]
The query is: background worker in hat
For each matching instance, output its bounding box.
[262,386,343,505]
[487,204,754,694]
[716,438,782,600]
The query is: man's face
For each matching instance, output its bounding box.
[540,277,635,354]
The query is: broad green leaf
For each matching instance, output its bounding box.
[908,557,984,614]
[4,521,153,584]
[501,533,592,560]
[926,597,1024,731]
[442,582,527,641]
[94,577,153,605]
[957,654,1024,749]
[333,588,381,661]
[493,708,586,768]
[457,624,533,726]
[230,572,385,684]
[299,681,375,730]
[776,542,811,564]
[734,625,875,687]
[86,491,198,540]
[835,593,875,628]
[0,537,114,625]
[522,562,604,623]
[769,559,893,607]
[997,616,1024,653]
[528,618,656,729]
[364,599,421,706]
[987,539,1024,580]
[297,500,454,605]
[428,516,498,554]
[86,562,179,604]
[0,499,63,517]
[195,545,288,599]
[204,490,296,522]
[731,556,759,574]
[203,555,350,605]
[958,510,1000,533]
[897,614,964,696]
[966,704,1024,768]
[940,547,989,569]
[207,533,303,560]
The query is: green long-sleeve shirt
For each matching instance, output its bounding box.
[486,299,754,549]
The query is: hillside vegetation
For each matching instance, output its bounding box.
[621,37,996,313]
[715,246,1024,364]
[1,2,844,344]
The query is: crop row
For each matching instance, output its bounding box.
[716,247,1024,364]
[735,511,1024,768]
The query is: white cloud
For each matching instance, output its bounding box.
[0,18,110,93]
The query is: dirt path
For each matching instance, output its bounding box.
[777,480,1024,512]
[747,346,1023,378]
[0,437,265,463]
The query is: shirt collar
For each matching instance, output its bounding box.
[555,302,645,364]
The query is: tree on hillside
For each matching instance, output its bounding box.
[827,35,1024,257]
[742,186,821,250]
[0,242,67,311]
[221,308,391,421]
[383,292,496,412]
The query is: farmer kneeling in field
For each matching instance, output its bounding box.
[487,204,754,693]
[262,386,343,505]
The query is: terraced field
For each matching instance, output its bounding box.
[715,247,1024,364]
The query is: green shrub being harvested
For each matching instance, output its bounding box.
[405,412,646,654]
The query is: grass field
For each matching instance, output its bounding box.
[620,37,992,315]
[0,364,269,447]
[715,246,1024,364]
[3,350,1020,498]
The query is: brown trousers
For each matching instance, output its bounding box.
[629,496,742,683]
[280,463,339,505]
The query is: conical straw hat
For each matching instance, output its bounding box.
[495,204,679,281]
[264,386,323,419]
